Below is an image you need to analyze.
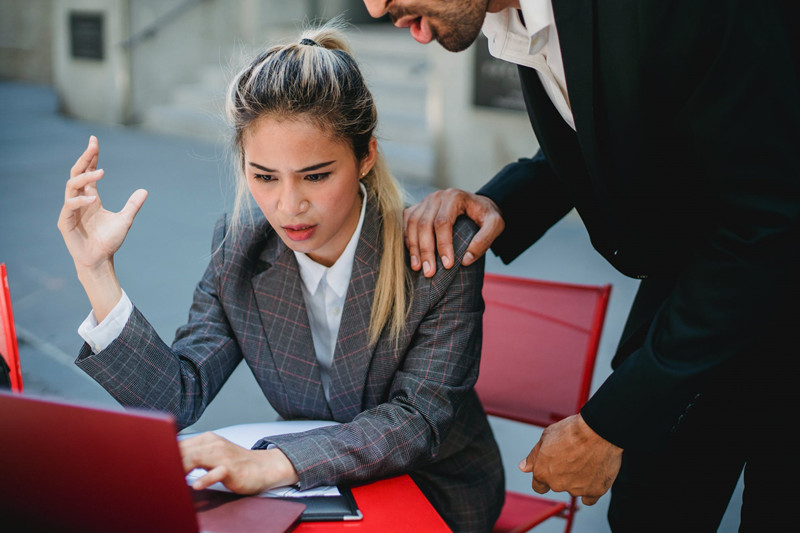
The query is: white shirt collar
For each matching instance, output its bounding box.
[519,0,554,41]
[484,0,554,56]
[482,0,575,130]
[294,182,367,298]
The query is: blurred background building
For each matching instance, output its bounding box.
[1,0,536,192]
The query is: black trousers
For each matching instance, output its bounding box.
[607,355,799,532]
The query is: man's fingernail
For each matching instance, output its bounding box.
[464,252,475,264]
[442,255,451,268]
[423,261,431,275]
[411,255,419,269]
[519,459,527,471]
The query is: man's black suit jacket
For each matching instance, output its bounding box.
[479,0,800,452]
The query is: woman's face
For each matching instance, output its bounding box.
[242,117,376,267]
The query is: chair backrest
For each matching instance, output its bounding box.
[476,273,611,428]
[0,263,23,393]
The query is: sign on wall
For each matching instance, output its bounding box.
[472,35,526,112]
[70,12,104,60]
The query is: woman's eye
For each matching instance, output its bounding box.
[305,173,330,182]
[253,174,274,182]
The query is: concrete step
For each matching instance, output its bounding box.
[173,84,226,115]
[140,104,228,143]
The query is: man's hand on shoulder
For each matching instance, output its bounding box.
[404,188,505,278]
[519,413,623,505]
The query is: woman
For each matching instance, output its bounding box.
[58,23,503,532]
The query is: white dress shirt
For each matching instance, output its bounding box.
[293,183,367,401]
[79,184,368,404]
[78,289,134,354]
[482,0,575,130]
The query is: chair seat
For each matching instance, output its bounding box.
[492,490,568,533]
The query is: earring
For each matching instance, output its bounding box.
[361,171,367,177]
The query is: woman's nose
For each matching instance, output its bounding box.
[279,185,308,216]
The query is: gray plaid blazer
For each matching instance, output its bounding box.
[76,191,504,532]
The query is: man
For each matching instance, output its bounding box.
[363,0,799,531]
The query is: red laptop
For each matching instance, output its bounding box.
[0,392,305,533]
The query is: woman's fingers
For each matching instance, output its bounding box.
[88,151,98,173]
[65,169,104,201]
[63,194,98,211]
[70,136,100,179]
[119,189,148,225]
[192,465,229,490]
[58,195,98,231]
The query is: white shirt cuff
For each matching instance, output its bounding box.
[77,290,134,354]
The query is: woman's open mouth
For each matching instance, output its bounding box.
[283,224,317,241]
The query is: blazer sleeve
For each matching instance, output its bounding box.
[581,1,800,451]
[75,216,243,428]
[260,217,486,488]
[478,149,574,264]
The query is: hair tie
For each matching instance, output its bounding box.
[299,38,321,47]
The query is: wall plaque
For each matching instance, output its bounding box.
[472,35,525,112]
[70,12,104,60]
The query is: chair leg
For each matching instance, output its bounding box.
[562,496,578,533]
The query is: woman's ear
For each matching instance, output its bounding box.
[361,137,378,178]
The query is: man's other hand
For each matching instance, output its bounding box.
[519,414,623,505]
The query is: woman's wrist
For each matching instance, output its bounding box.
[76,260,122,323]
[259,448,300,489]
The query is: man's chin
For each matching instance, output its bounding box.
[439,40,474,53]
[436,31,482,52]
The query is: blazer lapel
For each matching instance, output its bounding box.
[251,238,331,419]
[326,196,382,421]
[553,0,602,181]
[550,0,621,244]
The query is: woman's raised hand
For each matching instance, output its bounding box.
[58,136,148,271]
[57,136,148,321]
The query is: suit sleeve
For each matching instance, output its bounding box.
[75,216,243,428]
[581,0,800,451]
[262,218,486,488]
[478,149,574,263]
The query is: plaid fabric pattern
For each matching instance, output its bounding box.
[76,195,504,532]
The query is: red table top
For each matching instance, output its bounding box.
[293,474,450,533]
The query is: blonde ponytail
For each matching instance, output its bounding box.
[363,155,410,345]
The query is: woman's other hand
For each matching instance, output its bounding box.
[57,136,148,321]
[180,432,300,494]
[58,136,148,270]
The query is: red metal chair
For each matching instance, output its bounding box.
[477,273,611,533]
[1,263,23,393]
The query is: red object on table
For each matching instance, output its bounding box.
[294,475,450,533]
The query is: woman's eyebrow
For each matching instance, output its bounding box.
[248,160,336,173]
